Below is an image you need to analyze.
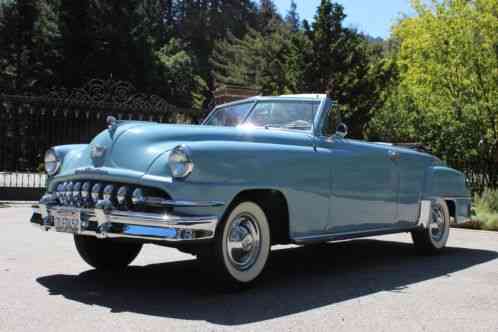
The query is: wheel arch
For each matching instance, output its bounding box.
[445,199,456,223]
[221,189,291,245]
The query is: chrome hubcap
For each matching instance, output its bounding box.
[226,213,261,271]
[430,204,446,242]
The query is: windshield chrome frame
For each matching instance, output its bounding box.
[313,97,339,138]
[203,95,329,134]
[201,99,257,127]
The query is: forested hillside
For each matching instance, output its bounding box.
[0,0,389,112]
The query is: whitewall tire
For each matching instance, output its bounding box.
[205,201,271,286]
[411,198,450,254]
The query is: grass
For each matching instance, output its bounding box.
[471,210,498,231]
[456,188,498,231]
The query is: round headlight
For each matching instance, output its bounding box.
[44,149,61,176]
[168,145,194,178]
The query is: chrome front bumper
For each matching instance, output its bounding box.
[31,196,220,242]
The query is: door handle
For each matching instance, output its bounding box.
[388,150,400,161]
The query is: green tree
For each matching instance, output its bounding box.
[211,0,393,136]
[211,25,295,95]
[0,0,60,91]
[155,38,206,109]
[308,0,347,92]
[258,0,281,33]
[285,0,300,32]
[306,0,393,137]
[373,0,498,188]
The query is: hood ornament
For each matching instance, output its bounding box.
[107,115,118,134]
[91,144,106,159]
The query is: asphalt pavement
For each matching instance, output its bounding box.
[1,205,497,332]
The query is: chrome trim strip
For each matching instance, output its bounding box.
[129,194,224,208]
[141,175,173,183]
[293,225,418,244]
[425,195,472,201]
[141,196,225,208]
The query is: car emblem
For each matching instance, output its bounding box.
[91,144,106,159]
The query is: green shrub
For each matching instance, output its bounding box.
[474,188,498,212]
[473,189,498,231]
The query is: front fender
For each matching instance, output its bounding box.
[146,139,331,238]
[48,144,88,185]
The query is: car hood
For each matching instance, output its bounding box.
[61,122,313,175]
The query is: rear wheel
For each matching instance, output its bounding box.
[201,201,271,287]
[411,199,450,254]
[74,235,142,271]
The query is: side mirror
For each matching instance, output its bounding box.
[336,122,348,138]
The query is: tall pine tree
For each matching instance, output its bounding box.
[285,0,300,32]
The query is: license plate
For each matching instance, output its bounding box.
[53,209,81,233]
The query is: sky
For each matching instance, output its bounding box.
[274,0,416,39]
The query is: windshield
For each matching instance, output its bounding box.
[204,100,320,131]
[245,101,319,130]
[203,102,253,127]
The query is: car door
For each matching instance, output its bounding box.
[317,103,399,234]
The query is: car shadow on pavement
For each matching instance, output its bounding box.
[37,239,497,325]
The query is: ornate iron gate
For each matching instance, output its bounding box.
[0,79,199,200]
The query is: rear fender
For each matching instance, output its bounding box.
[419,166,471,225]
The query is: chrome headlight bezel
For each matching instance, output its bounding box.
[168,145,194,179]
[44,148,61,176]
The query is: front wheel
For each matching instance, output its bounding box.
[74,235,142,271]
[202,201,271,287]
[411,198,450,254]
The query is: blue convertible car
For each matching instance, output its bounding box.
[31,94,471,285]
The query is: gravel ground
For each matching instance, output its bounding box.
[1,206,497,332]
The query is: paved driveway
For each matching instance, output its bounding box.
[1,206,497,332]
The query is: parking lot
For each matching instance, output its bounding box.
[1,205,497,332]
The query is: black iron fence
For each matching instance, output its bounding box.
[0,79,200,200]
[449,160,497,195]
[0,79,200,172]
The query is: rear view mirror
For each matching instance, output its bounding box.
[336,123,348,138]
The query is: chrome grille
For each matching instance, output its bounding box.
[53,180,171,211]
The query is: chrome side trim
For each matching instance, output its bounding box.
[293,225,418,244]
[139,196,225,208]
[417,200,432,229]
[141,174,173,183]
[433,195,472,200]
